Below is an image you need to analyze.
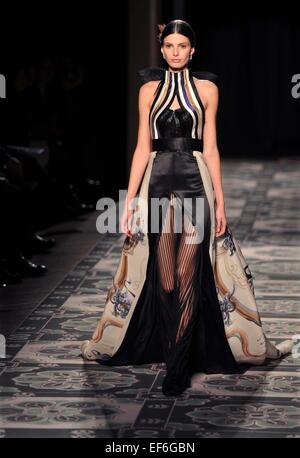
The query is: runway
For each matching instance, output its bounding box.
[0,156,299,438]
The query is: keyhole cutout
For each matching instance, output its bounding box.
[169,95,181,111]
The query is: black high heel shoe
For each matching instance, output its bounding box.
[161,374,191,396]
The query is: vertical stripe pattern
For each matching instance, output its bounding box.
[149,67,204,140]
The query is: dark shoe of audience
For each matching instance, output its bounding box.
[23,233,56,256]
[11,255,48,276]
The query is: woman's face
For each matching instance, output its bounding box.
[161,33,194,70]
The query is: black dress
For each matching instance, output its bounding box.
[81,66,293,396]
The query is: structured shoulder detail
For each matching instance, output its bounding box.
[138,66,165,84]
[192,70,219,86]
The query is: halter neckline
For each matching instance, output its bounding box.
[166,66,190,77]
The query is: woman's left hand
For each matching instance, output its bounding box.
[215,204,227,236]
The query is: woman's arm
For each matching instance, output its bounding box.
[197,80,227,236]
[125,82,154,206]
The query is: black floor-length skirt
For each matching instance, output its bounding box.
[99,149,248,395]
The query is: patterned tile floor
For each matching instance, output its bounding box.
[0,157,300,438]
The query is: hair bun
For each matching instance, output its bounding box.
[157,23,166,43]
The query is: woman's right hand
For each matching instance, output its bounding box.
[120,205,134,238]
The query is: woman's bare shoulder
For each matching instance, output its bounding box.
[140,80,161,92]
[193,77,218,110]
[193,77,218,92]
[139,80,161,108]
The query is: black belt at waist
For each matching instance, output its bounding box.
[151,137,203,153]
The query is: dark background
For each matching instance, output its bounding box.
[161,3,300,158]
[0,3,128,192]
[0,2,299,195]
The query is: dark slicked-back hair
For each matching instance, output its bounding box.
[157,19,196,48]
